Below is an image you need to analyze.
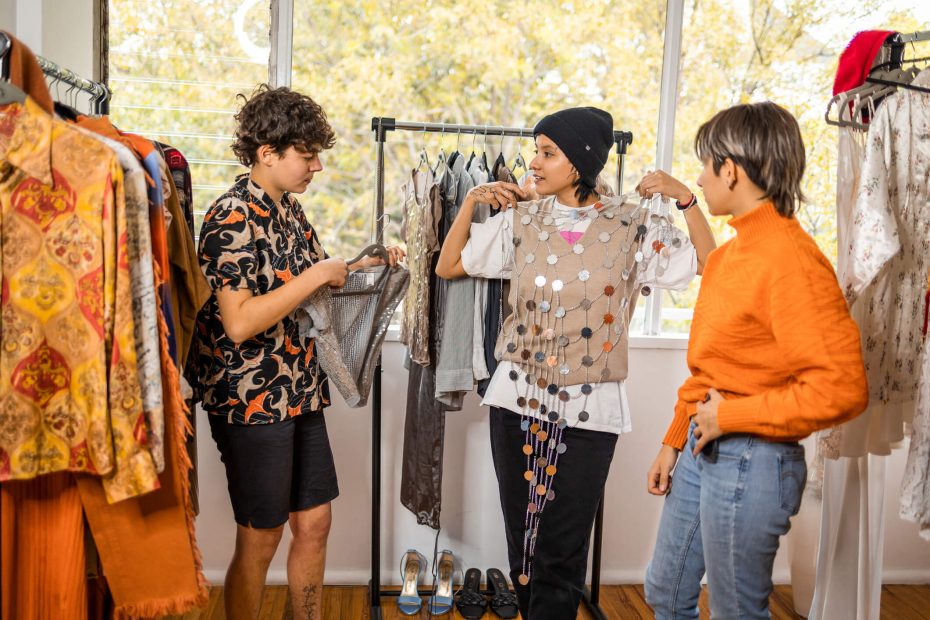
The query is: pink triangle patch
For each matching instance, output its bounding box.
[560,231,584,244]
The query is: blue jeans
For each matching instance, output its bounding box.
[645,423,806,619]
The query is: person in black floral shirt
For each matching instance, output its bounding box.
[190,85,403,620]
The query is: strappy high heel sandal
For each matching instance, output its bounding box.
[427,549,455,616]
[397,549,425,616]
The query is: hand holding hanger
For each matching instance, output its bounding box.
[635,170,693,205]
[347,243,406,270]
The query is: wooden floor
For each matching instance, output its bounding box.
[165,584,930,619]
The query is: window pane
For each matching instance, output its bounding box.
[664,0,927,333]
[108,0,270,238]
[289,1,667,260]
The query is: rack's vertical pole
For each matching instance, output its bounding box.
[370,118,387,618]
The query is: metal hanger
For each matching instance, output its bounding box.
[347,243,389,266]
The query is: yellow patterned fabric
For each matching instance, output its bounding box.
[0,98,159,502]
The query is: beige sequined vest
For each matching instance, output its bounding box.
[495,195,653,388]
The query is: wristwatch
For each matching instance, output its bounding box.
[676,193,698,212]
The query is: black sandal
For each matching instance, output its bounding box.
[455,567,487,619]
[486,568,519,619]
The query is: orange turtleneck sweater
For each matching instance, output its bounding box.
[663,202,869,450]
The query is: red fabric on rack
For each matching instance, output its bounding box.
[833,30,897,95]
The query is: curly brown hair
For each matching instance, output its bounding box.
[231,84,336,167]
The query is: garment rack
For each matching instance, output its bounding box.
[0,32,110,114]
[369,117,633,620]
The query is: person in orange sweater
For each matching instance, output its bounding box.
[642,101,868,619]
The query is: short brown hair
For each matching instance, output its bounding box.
[232,84,336,167]
[694,102,805,217]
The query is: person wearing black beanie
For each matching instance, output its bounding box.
[533,106,614,200]
[436,106,716,620]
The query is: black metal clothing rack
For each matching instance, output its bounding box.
[0,31,110,114]
[368,117,633,620]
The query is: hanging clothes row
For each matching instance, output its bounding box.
[795,29,930,620]
[0,31,209,619]
[398,138,520,528]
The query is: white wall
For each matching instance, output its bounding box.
[6,0,930,591]
[195,340,930,586]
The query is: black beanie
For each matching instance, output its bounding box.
[533,107,614,187]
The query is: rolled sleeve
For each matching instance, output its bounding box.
[641,223,698,291]
[460,210,514,278]
[199,198,257,293]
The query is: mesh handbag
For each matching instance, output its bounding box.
[298,256,408,407]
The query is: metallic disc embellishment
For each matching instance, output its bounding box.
[544,328,555,340]
[513,237,522,246]
[547,383,558,395]
[525,374,535,385]
[532,324,543,336]
[545,464,558,476]
[517,396,527,408]
[558,390,570,402]
[581,384,593,395]
[557,335,570,348]
[603,341,614,352]
[546,253,558,265]
[554,306,566,318]
[539,301,551,312]
[521,349,531,360]
[536,484,547,496]
[557,419,568,430]
[621,268,631,280]
[600,367,612,380]
[522,444,533,455]
[547,411,559,422]
[581,355,594,367]
[543,215,554,225]
[642,285,652,297]
[536,430,548,442]
[637,224,648,237]
[524,470,534,481]
[534,351,545,363]
[546,490,556,501]
[559,363,570,375]
[534,275,546,287]
[572,243,585,255]
[546,355,558,367]
[525,506,536,517]
[598,231,610,243]
[604,211,615,220]
[521,214,532,225]
[581,327,593,339]
[604,285,615,297]
[556,442,568,454]
[635,251,644,263]
[530,423,540,434]
[528,204,539,214]
[521,419,530,431]
[525,253,535,264]
[506,343,517,353]
[536,378,548,389]
[578,269,590,282]
[603,313,615,324]
[551,279,564,292]
[526,299,537,311]
[671,237,682,247]
[508,370,518,381]
[578,410,591,422]
[538,231,550,241]
[528,398,540,410]
[516,324,526,335]
[536,456,548,468]
[580,299,592,310]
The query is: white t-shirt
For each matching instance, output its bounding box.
[460,198,697,434]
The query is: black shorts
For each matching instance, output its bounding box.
[209,411,339,529]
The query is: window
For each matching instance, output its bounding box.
[660,0,930,334]
[108,0,270,237]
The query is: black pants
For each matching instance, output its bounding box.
[489,407,618,619]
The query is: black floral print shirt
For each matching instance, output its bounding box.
[189,174,329,424]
